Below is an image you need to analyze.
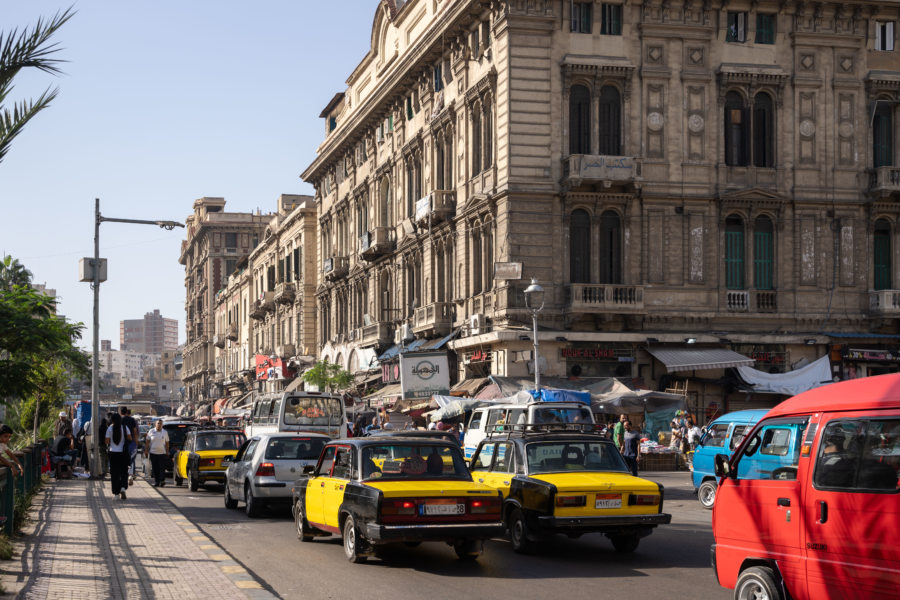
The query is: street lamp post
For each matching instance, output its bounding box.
[86,198,184,479]
[523,278,545,394]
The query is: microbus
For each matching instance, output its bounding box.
[245,391,347,439]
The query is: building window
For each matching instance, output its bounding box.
[753,216,774,290]
[472,228,483,295]
[727,12,747,42]
[406,96,414,121]
[472,110,482,175]
[569,85,591,155]
[483,104,493,172]
[571,2,592,34]
[224,232,237,248]
[599,211,622,284]
[598,86,622,155]
[570,209,591,284]
[725,215,745,290]
[875,219,892,291]
[329,116,337,132]
[873,102,894,168]
[483,224,494,293]
[725,92,749,166]
[600,4,622,35]
[379,177,391,226]
[875,21,895,51]
[436,141,445,190]
[755,14,775,44]
[753,92,775,168]
[433,63,443,92]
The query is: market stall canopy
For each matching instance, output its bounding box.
[736,354,832,396]
[429,396,484,422]
[474,375,586,399]
[392,397,436,413]
[647,347,754,373]
[363,383,403,402]
[449,377,490,397]
[590,388,687,414]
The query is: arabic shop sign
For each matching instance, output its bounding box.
[844,348,900,363]
[400,351,450,399]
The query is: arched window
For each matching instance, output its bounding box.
[725,215,745,290]
[599,211,622,284]
[753,93,775,168]
[873,102,894,168]
[569,85,591,155]
[753,215,774,290]
[725,92,749,166]
[472,108,482,175]
[436,243,446,302]
[379,272,392,323]
[598,86,622,155]
[570,209,591,283]
[472,225,483,295]
[483,222,493,291]
[875,219,892,290]
[379,177,391,226]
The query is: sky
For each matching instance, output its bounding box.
[1,1,375,350]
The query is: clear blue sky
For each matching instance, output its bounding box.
[1,1,374,349]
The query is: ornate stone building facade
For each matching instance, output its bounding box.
[303,0,900,414]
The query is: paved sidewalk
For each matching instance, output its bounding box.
[2,477,279,599]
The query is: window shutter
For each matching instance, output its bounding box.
[738,13,745,41]
[876,22,883,50]
[571,0,578,32]
[888,22,895,51]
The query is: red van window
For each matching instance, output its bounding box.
[813,419,900,492]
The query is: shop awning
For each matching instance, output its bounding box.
[422,329,461,350]
[363,383,403,401]
[736,355,833,396]
[378,338,427,361]
[449,377,490,397]
[647,347,754,373]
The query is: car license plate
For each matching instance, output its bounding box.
[420,503,465,516]
[595,494,621,509]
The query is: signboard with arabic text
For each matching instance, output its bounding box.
[399,351,450,400]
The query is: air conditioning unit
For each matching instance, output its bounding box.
[394,323,413,345]
[470,313,488,335]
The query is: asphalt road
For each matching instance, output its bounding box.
[141,463,729,600]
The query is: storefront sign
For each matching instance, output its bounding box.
[732,345,786,367]
[463,349,493,364]
[844,348,900,362]
[255,354,295,380]
[560,346,634,362]
[400,351,450,399]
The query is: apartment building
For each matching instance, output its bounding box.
[301,0,900,415]
[120,309,179,353]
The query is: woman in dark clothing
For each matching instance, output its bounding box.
[105,413,132,500]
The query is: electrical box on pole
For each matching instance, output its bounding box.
[78,257,107,282]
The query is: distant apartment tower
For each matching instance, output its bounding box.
[101,340,112,352]
[120,309,178,353]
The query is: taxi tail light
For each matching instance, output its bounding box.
[381,499,417,516]
[199,458,216,467]
[556,495,586,507]
[255,462,275,477]
[469,496,501,514]
[628,494,660,506]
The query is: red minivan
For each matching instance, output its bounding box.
[712,374,900,600]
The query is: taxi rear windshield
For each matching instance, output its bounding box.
[526,441,629,474]
[362,444,469,480]
[265,437,327,460]
[196,432,245,451]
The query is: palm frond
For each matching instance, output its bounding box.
[0,6,75,86]
[0,86,57,164]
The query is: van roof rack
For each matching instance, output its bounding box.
[484,422,602,441]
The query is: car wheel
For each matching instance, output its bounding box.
[453,539,482,561]
[295,500,313,542]
[698,480,717,510]
[189,469,199,492]
[174,471,184,486]
[224,484,237,509]
[245,485,262,518]
[342,516,366,563]
[509,508,535,554]
[735,566,782,600]
[610,534,640,553]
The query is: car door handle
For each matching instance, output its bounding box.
[478,478,484,483]
[503,481,510,485]
[777,497,791,507]
[818,500,828,524]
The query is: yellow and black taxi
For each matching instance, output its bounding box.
[291,437,504,563]
[174,428,246,490]
[469,424,671,553]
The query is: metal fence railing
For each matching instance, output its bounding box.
[1,442,48,536]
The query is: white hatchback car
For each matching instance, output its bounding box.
[224,432,330,517]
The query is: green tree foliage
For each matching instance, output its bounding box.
[301,360,354,394]
[0,6,74,164]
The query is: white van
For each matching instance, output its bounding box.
[245,390,347,439]
[463,401,594,459]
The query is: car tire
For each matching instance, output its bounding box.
[610,534,640,553]
[174,471,184,486]
[509,509,535,554]
[245,485,262,518]
[342,516,366,563]
[189,469,199,492]
[453,539,482,561]
[224,484,237,509]
[735,566,782,600]
[295,500,313,542]
[698,480,717,510]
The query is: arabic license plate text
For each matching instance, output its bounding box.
[595,494,621,509]
[421,503,465,516]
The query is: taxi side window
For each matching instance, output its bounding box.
[735,418,807,480]
[332,447,352,480]
[317,446,336,476]
[472,443,495,470]
[814,419,900,492]
[469,411,483,431]
[494,443,514,473]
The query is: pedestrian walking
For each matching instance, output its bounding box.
[613,413,627,450]
[144,419,169,487]
[120,407,138,484]
[106,413,132,500]
[622,420,640,476]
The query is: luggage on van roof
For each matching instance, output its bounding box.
[526,389,591,404]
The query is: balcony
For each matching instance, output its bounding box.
[755,291,777,312]
[359,322,393,347]
[261,291,276,313]
[726,290,778,312]
[213,334,225,348]
[566,284,645,314]
[324,256,349,281]
[249,299,266,320]
[869,290,900,316]
[414,191,455,226]
[275,282,295,304]
[412,302,454,336]
[226,323,238,341]
[869,167,900,200]
[359,227,395,261]
[276,343,296,358]
[563,154,638,189]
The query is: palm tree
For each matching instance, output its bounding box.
[0,255,33,291]
[0,6,75,164]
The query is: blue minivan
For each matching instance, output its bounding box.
[691,409,768,508]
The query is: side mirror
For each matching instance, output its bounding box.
[714,454,732,478]
[302,464,316,475]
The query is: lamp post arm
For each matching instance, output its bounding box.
[99,216,185,230]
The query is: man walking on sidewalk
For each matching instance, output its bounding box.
[106,413,132,499]
[120,407,138,485]
[144,419,169,487]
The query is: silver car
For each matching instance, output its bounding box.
[224,432,329,517]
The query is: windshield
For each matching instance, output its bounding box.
[283,396,343,427]
[196,432,246,451]
[362,444,470,480]
[164,425,194,447]
[265,436,327,460]
[525,441,629,474]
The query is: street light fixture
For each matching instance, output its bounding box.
[85,198,184,479]
[523,278,545,394]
